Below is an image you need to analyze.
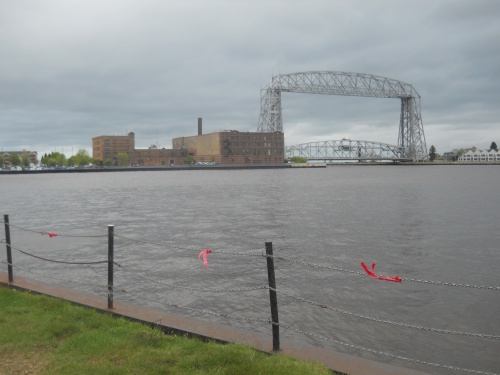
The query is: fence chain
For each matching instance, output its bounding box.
[276,322,498,375]
[114,234,197,251]
[3,218,499,374]
[117,288,270,325]
[266,254,500,290]
[1,261,108,288]
[265,254,371,274]
[114,233,265,258]
[4,218,499,289]
[0,220,107,238]
[401,277,500,290]
[212,249,264,257]
[271,287,500,340]
[114,262,267,293]
[8,244,108,265]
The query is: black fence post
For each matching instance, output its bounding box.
[108,225,114,309]
[4,215,13,283]
[265,241,280,351]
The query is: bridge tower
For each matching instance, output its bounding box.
[257,71,428,161]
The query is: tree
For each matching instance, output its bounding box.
[21,152,30,168]
[67,155,76,166]
[489,142,498,152]
[290,156,308,163]
[429,145,437,162]
[74,149,92,166]
[41,152,65,167]
[47,158,57,167]
[185,155,194,164]
[104,159,114,166]
[9,153,21,166]
[0,154,4,167]
[116,152,129,166]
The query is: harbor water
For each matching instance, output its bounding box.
[1,165,499,374]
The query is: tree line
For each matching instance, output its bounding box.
[2,149,131,169]
[39,150,132,167]
[40,149,94,167]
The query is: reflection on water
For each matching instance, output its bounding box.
[1,166,499,374]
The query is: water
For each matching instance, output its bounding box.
[1,166,499,375]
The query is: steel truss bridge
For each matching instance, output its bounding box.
[286,139,410,162]
[257,71,428,161]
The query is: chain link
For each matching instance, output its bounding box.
[114,233,197,251]
[117,288,270,325]
[276,322,498,375]
[401,277,500,290]
[115,233,265,258]
[2,261,108,288]
[271,287,500,340]
[4,219,499,289]
[267,254,500,290]
[0,220,107,238]
[212,249,264,257]
[266,254,367,275]
[114,263,267,293]
[8,243,108,265]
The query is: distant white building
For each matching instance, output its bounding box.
[458,149,500,162]
[1,150,39,166]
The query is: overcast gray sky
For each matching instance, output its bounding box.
[1,0,499,158]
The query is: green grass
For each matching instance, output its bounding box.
[0,286,333,374]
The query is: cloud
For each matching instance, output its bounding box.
[1,0,499,157]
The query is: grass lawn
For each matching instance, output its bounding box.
[0,286,334,374]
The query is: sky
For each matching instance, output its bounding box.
[1,0,499,158]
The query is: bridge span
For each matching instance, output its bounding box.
[258,71,428,161]
[286,139,412,162]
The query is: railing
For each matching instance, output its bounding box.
[2,214,499,375]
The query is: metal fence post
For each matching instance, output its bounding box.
[108,225,114,309]
[4,215,13,282]
[265,241,280,351]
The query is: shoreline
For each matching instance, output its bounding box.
[0,163,327,174]
[327,161,500,166]
[1,161,498,175]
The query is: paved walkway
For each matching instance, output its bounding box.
[1,274,431,375]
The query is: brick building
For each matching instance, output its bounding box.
[172,130,285,164]
[133,146,187,166]
[92,132,135,162]
[92,132,188,166]
[92,120,285,166]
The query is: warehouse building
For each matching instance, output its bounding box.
[92,119,285,166]
[92,132,187,166]
[172,118,285,164]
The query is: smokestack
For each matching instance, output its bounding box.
[198,117,202,135]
